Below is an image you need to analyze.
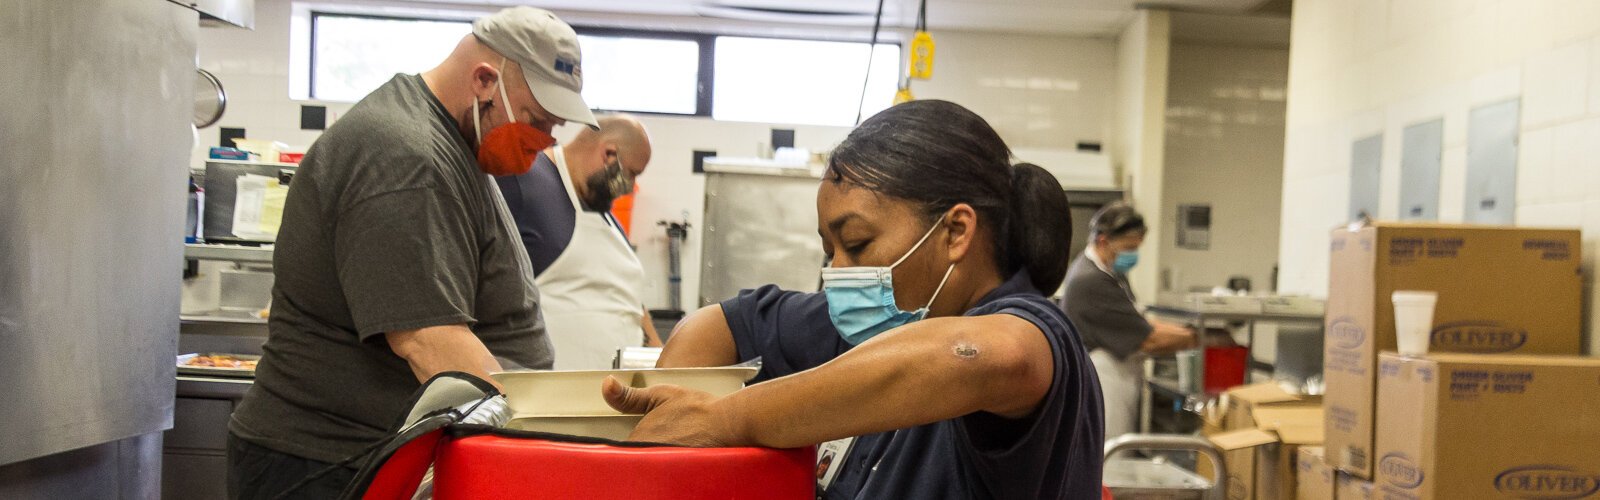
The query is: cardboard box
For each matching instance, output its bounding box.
[1323,223,1581,478]
[1210,406,1324,500]
[1373,352,1600,500]
[1199,383,1321,493]
[1337,473,1374,500]
[1296,447,1335,500]
[1224,382,1321,431]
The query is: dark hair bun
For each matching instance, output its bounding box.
[1008,163,1072,292]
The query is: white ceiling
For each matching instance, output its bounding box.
[401,0,1282,37]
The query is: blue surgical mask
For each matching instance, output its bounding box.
[821,215,955,345]
[1113,250,1139,274]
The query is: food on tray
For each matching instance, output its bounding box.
[183,354,258,370]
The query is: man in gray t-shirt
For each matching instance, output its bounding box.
[1060,203,1195,441]
[227,8,598,499]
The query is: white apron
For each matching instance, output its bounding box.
[1090,348,1144,439]
[1084,249,1146,440]
[536,148,646,370]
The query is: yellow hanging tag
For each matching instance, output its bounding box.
[909,30,935,80]
[894,86,915,104]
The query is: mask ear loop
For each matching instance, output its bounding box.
[890,211,955,312]
[496,57,516,124]
[471,98,483,146]
[472,57,515,147]
[923,263,956,310]
[890,212,949,269]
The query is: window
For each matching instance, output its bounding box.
[713,37,900,127]
[306,13,899,124]
[311,13,471,102]
[576,34,702,115]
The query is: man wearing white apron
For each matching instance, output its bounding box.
[1060,203,1196,439]
[495,115,662,370]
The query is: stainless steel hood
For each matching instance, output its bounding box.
[170,0,254,29]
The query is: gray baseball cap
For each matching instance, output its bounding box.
[473,7,598,129]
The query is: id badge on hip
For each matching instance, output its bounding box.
[815,436,855,492]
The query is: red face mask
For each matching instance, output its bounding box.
[472,62,555,177]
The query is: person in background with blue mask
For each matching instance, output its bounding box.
[1062,202,1197,441]
[602,100,1104,499]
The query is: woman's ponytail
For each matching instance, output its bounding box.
[1006,163,1073,293]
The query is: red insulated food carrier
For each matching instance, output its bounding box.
[430,434,816,499]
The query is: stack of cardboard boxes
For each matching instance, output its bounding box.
[1297,447,1335,500]
[1205,382,1324,499]
[1312,223,1598,500]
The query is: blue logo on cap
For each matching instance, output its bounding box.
[554,57,580,77]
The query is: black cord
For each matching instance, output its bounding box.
[854,0,888,125]
[270,437,390,500]
[917,0,927,32]
[270,400,484,500]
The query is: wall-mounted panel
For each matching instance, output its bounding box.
[1400,119,1444,220]
[1464,99,1520,224]
[1349,134,1383,221]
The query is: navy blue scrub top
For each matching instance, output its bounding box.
[720,271,1105,499]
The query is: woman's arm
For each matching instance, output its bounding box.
[606,313,1056,449]
[655,304,738,368]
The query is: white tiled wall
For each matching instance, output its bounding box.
[196,0,1119,310]
[1158,42,1289,294]
[1115,10,1171,302]
[195,0,333,161]
[1280,0,1600,354]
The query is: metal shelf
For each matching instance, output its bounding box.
[183,243,273,264]
[1144,377,1206,435]
[1146,305,1324,324]
[1138,297,1326,435]
[180,314,266,325]
[176,376,253,399]
[1148,376,1196,397]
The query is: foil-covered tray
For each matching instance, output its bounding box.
[176,353,259,378]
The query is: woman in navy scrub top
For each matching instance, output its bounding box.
[601,100,1104,499]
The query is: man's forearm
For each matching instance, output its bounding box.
[656,305,737,368]
[385,324,505,390]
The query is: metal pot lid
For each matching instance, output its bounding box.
[194,68,227,129]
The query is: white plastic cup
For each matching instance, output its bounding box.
[1392,290,1439,356]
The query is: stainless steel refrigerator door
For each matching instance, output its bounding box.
[0,0,197,465]
[699,168,827,306]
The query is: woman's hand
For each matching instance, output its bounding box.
[601,376,745,447]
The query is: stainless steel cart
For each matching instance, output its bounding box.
[1103,434,1227,500]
